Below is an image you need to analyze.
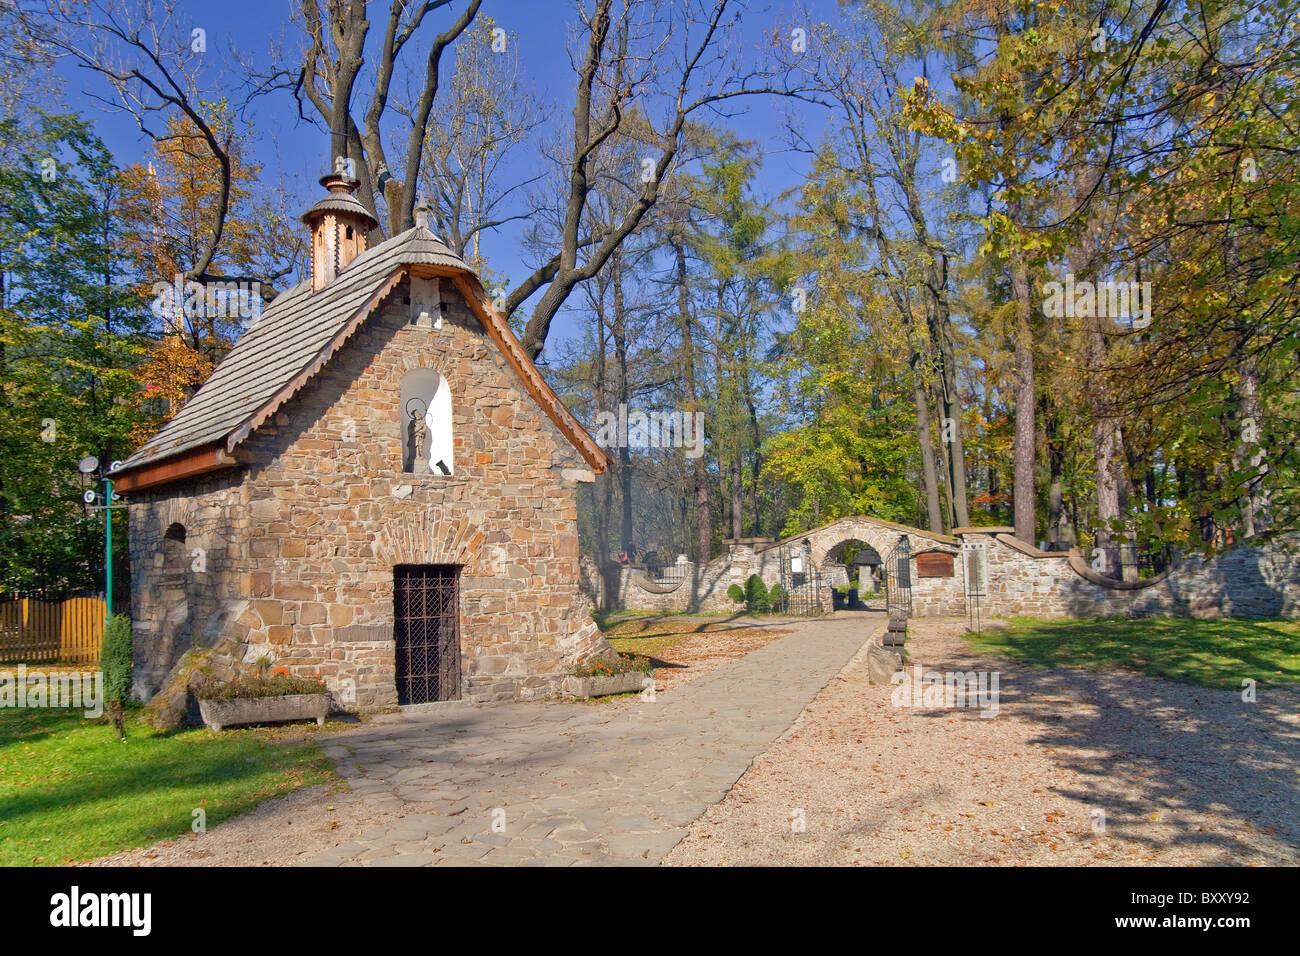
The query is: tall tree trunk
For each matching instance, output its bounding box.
[1046,403,1072,548]
[1236,357,1270,537]
[746,386,762,537]
[1089,387,1125,568]
[1192,465,1215,543]
[673,238,712,562]
[1069,163,1127,574]
[912,357,944,533]
[592,277,612,560]
[893,122,968,529]
[1079,297,1126,570]
[981,379,1002,521]
[924,255,970,528]
[612,254,633,554]
[1227,189,1269,540]
[730,453,743,539]
[1009,241,1037,543]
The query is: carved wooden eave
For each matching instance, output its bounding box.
[111,442,241,495]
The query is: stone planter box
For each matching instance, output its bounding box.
[198,693,330,731]
[562,671,653,699]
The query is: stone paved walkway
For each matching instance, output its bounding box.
[306,611,883,866]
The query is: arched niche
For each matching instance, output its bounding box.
[162,523,187,570]
[158,522,190,608]
[399,368,454,475]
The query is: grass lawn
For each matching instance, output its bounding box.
[0,705,339,866]
[967,616,1300,689]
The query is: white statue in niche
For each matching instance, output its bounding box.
[400,369,454,474]
[405,399,430,474]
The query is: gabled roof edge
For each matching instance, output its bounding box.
[224,268,407,453]
[115,258,609,493]
[446,272,609,474]
[222,263,608,473]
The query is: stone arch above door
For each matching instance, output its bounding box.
[819,538,885,589]
[373,508,489,572]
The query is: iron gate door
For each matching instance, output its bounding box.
[777,542,825,616]
[393,564,462,704]
[884,536,913,618]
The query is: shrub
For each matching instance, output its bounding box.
[744,574,769,613]
[768,583,784,612]
[100,613,133,741]
[727,583,745,604]
[196,670,326,700]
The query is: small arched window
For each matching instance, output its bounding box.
[399,368,454,475]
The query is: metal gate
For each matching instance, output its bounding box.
[777,541,825,616]
[393,564,462,704]
[883,536,912,618]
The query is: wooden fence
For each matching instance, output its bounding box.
[0,595,105,664]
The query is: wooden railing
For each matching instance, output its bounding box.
[0,594,105,664]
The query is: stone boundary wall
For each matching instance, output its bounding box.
[579,551,763,615]
[581,517,1300,621]
[582,516,952,615]
[966,529,1300,620]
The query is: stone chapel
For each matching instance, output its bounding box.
[112,174,611,712]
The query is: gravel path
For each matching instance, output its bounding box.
[665,617,1300,866]
[88,612,1297,867]
[88,613,877,866]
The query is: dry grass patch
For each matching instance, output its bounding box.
[602,615,795,694]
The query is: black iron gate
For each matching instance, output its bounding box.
[777,541,825,616]
[883,536,913,618]
[393,564,462,704]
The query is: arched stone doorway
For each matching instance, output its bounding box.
[823,539,884,609]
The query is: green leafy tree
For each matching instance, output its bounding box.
[0,113,147,594]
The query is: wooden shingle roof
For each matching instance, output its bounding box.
[112,226,607,491]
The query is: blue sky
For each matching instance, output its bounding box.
[53,0,860,349]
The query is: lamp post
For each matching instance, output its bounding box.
[79,456,127,625]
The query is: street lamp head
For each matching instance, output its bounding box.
[77,455,99,475]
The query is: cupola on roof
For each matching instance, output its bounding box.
[302,173,380,291]
[301,173,379,231]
